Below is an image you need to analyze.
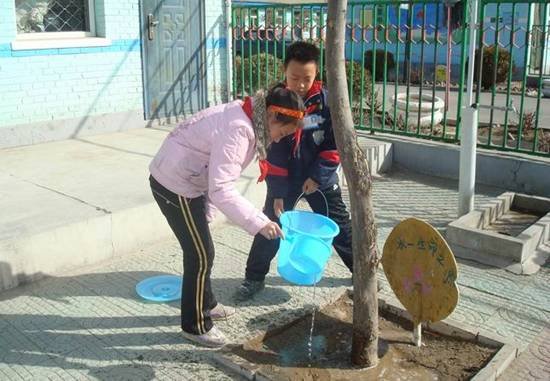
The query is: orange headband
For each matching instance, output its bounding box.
[268,105,304,120]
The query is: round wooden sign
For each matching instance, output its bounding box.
[382,218,459,324]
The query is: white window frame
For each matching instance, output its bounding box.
[11,0,111,50]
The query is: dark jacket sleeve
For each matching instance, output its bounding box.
[308,92,341,185]
[264,137,292,198]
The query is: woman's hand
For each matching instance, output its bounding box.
[259,221,284,240]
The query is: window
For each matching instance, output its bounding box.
[15,0,94,36]
[12,0,110,50]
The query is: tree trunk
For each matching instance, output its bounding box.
[325,0,379,368]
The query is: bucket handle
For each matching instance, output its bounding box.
[292,189,329,217]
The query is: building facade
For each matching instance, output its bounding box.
[0,0,230,148]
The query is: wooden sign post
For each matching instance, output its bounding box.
[382,218,459,346]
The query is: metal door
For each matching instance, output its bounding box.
[142,0,206,120]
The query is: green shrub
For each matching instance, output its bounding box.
[364,50,396,81]
[318,61,378,125]
[321,61,378,103]
[469,45,513,90]
[234,54,284,96]
[345,60,373,102]
[234,56,379,125]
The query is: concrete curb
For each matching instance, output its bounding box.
[446,192,550,275]
[0,202,172,291]
[365,132,550,197]
[471,345,519,381]
[0,166,266,292]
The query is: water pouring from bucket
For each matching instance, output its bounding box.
[277,190,340,286]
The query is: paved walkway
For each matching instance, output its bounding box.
[500,326,550,381]
[0,171,548,380]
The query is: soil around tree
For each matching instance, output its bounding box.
[230,292,497,380]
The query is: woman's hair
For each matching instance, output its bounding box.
[265,83,305,124]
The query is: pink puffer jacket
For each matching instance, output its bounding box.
[149,100,270,235]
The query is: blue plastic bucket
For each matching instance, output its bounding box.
[277,209,340,285]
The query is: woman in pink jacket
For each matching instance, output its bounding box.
[149,84,305,347]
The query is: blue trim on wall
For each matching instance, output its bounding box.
[0,37,227,57]
[0,39,141,57]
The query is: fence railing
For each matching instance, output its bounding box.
[231,0,550,156]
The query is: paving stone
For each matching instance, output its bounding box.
[0,327,52,367]
[457,260,532,292]
[484,300,549,350]
[18,363,80,381]
[0,171,546,379]
[500,326,550,380]
[452,286,505,327]
[0,364,69,381]
[516,282,550,313]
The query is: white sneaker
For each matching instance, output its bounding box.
[209,303,236,321]
[181,326,227,348]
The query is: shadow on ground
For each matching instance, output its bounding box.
[0,266,353,379]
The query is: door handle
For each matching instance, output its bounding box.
[148,14,159,40]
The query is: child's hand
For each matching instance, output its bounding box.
[260,221,285,240]
[302,178,319,195]
[273,198,284,218]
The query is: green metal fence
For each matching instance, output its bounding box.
[231,0,550,156]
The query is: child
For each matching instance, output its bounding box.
[235,41,354,301]
[149,84,305,347]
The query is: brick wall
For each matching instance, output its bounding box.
[0,0,232,146]
[0,0,143,130]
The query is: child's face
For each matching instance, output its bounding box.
[267,112,300,143]
[284,60,318,99]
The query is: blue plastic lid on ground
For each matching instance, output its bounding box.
[136,275,182,302]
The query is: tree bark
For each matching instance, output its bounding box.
[325,0,379,368]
